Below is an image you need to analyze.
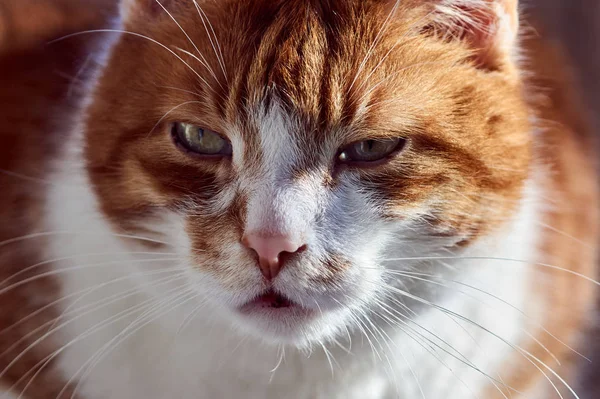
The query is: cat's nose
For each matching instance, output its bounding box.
[242,233,306,280]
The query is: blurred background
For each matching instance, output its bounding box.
[534,0,600,162]
[530,2,600,393]
[0,0,599,394]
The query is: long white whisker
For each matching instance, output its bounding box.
[0,257,182,297]
[154,0,220,84]
[2,277,188,392]
[0,230,173,248]
[536,221,594,250]
[0,251,176,289]
[192,0,228,83]
[1,265,183,337]
[49,30,215,92]
[374,294,511,398]
[379,268,588,362]
[0,271,187,366]
[379,281,575,398]
[49,268,188,332]
[68,289,198,398]
[349,296,408,399]
[380,255,600,287]
[330,298,379,363]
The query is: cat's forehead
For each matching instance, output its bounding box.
[199,1,453,142]
[125,0,450,134]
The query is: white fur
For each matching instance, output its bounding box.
[243,103,315,241]
[34,116,550,399]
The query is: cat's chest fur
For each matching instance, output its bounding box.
[40,145,542,399]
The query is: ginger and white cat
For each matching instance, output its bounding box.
[0,0,598,398]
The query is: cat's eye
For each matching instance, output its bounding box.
[172,122,232,156]
[338,138,406,164]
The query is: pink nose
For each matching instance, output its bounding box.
[242,233,306,280]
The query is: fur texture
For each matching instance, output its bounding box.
[0,0,597,398]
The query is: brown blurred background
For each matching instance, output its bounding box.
[533,1,600,393]
[534,0,600,166]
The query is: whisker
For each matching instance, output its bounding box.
[49,30,215,92]
[0,230,173,248]
[0,271,187,366]
[369,292,522,398]
[347,295,414,399]
[378,281,577,398]
[0,169,58,187]
[2,277,188,394]
[347,0,401,93]
[173,47,219,83]
[352,286,502,398]
[357,10,439,94]
[192,0,228,83]
[375,293,514,399]
[68,289,198,398]
[536,221,594,250]
[0,257,182,297]
[0,266,184,337]
[157,85,203,98]
[331,298,380,364]
[48,268,188,331]
[14,276,187,399]
[380,255,600,287]
[176,298,207,336]
[146,100,204,138]
[379,268,589,362]
[320,341,337,377]
[154,0,220,84]
[269,345,285,375]
[0,251,177,289]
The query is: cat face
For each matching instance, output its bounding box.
[84,0,531,346]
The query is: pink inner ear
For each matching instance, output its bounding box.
[454,5,503,69]
[424,1,519,72]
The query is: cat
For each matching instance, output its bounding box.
[0,0,598,398]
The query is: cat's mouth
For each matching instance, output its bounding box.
[235,290,321,342]
[239,289,298,312]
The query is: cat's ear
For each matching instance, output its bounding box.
[119,0,177,22]
[120,0,149,21]
[410,0,520,71]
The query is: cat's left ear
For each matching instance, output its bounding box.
[409,0,520,71]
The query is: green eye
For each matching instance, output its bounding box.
[172,122,232,156]
[338,138,405,164]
